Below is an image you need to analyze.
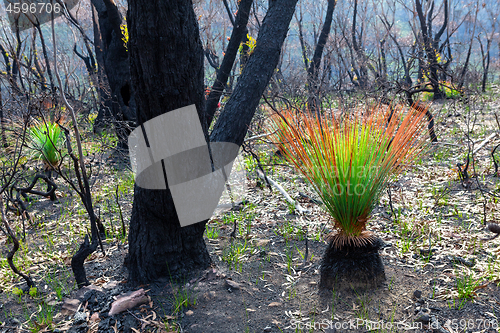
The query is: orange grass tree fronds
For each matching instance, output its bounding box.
[270,103,429,246]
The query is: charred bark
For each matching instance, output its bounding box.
[127,0,298,284]
[0,197,35,289]
[210,0,298,146]
[126,0,209,284]
[71,235,96,288]
[34,23,56,99]
[320,237,385,291]
[415,0,448,100]
[0,84,7,148]
[91,0,136,151]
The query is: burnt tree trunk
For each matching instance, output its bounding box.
[91,3,113,134]
[91,0,136,151]
[415,0,448,100]
[126,0,298,284]
[210,0,299,146]
[478,32,493,93]
[126,0,209,283]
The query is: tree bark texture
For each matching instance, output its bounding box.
[126,0,208,284]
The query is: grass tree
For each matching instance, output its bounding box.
[28,120,63,171]
[271,103,429,290]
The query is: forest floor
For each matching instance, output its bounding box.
[0,92,500,333]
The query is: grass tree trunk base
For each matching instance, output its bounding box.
[320,237,386,291]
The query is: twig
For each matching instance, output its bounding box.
[241,143,272,192]
[115,185,126,239]
[494,112,500,131]
[473,133,497,155]
[483,223,500,241]
[492,143,500,176]
[244,131,276,142]
[432,142,461,147]
[387,186,396,222]
[256,170,309,214]
[298,192,322,205]
[302,225,308,267]
[52,12,103,288]
[0,196,35,288]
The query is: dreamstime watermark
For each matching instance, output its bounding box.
[288,318,499,331]
[128,105,245,227]
[2,0,80,32]
[288,318,424,331]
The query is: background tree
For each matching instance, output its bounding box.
[90,0,136,151]
[296,0,337,112]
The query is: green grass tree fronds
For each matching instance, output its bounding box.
[28,120,63,170]
[271,103,429,248]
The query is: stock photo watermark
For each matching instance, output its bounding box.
[128,105,245,227]
[287,318,499,331]
[3,0,80,31]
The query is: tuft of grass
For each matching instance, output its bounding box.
[221,239,250,271]
[170,284,197,314]
[456,271,482,301]
[271,103,428,246]
[205,225,219,239]
[28,301,55,333]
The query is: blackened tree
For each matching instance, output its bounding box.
[126,0,298,283]
[91,0,136,151]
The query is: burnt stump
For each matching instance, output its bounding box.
[320,237,386,291]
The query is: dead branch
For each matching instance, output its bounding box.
[256,170,309,214]
[473,133,497,155]
[0,196,35,288]
[492,143,500,176]
[52,15,103,288]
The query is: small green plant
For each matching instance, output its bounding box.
[12,287,23,302]
[29,287,38,298]
[28,302,55,333]
[221,239,249,271]
[456,272,482,301]
[330,287,337,320]
[44,266,75,300]
[28,120,63,169]
[285,245,294,274]
[353,290,371,320]
[388,276,395,291]
[286,201,295,215]
[171,284,197,314]
[205,225,219,239]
